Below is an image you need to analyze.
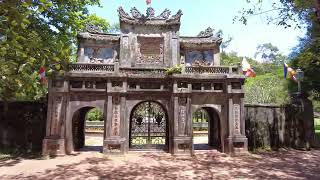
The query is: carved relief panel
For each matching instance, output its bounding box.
[185,50,214,66]
[52,96,62,136]
[136,36,164,65]
[84,47,117,63]
[178,97,187,136]
[111,96,121,136]
[233,104,241,135]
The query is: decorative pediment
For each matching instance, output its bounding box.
[86,24,102,33]
[197,27,214,38]
[118,7,182,24]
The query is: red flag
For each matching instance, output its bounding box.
[146,0,151,5]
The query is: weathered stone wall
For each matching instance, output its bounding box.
[245,100,317,150]
[0,101,47,152]
[0,99,316,153]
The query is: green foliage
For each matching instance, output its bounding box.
[222,47,290,105]
[81,14,110,33]
[234,0,316,28]
[244,73,290,104]
[165,65,183,75]
[255,43,288,65]
[108,23,121,33]
[289,9,320,111]
[86,108,103,121]
[0,0,109,101]
[215,29,233,52]
[221,52,282,75]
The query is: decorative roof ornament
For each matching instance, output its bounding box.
[157,8,171,19]
[146,7,155,18]
[130,7,143,19]
[197,27,214,38]
[118,7,134,20]
[167,9,182,23]
[86,24,102,33]
[118,6,182,24]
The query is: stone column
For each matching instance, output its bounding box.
[119,34,131,67]
[42,79,68,156]
[171,33,179,66]
[103,95,126,154]
[213,46,220,66]
[171,96,192,155]
[77,43,85,62]
[225,97,248,155]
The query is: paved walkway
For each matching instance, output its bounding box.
[0,149,319,180]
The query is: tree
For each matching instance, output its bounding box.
[290,19,320,110]
[254,43,288,65]
[108,23,121,34]
[235,0,320,110]
[0,0,109,102]
[221,51,289,104]
[234,0,318,28]
[245,73,289,104]
[215,29,233,53]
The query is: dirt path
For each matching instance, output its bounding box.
[0,149,319,180]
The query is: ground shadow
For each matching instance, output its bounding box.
[2,149,320,179]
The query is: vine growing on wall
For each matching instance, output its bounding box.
[165,65,183,75]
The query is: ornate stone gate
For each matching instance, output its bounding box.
[42,6,248,156]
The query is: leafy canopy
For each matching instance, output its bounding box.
[0,0,109,101]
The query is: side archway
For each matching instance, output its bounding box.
[192,105,222,151]
[69,106,105,151]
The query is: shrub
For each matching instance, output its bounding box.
[244,73,290,104]
[86,108,103,121]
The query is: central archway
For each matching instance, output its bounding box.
[129,101,168,151]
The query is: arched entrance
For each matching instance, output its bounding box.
[192,107,221,151]
[129,101,168,150]
[72,106,104,152]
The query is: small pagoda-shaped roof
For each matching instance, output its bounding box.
[180,27,222,48]
[118,7,183,26]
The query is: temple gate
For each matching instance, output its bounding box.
[42,7,248,156]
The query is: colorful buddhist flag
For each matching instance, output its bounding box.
[242,57,256,78]
[284,63,297,82]
[284,63,288,78]
[146,0,151,5]
[39,66,47,84]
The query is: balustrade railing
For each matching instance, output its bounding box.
[119,67,166,74]
[68,63,239,75]
[185,66,239,74]
[68,63,114,72]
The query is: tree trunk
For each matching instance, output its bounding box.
[315,0,320,22]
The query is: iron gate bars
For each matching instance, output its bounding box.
[130,101,167,150]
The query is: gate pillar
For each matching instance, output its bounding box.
[171,96,193,155]
[42,79,68,156]
[225,97,248,154]
[103,95,126,154]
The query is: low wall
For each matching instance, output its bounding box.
[0,99,316,153]
[245,100,317,150]
[0,101,47,152]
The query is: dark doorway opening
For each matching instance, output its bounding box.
[129,101,168,151]
[72,107,104,152]
[193,107,221,151]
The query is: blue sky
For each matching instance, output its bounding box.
[89,0,306,58]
